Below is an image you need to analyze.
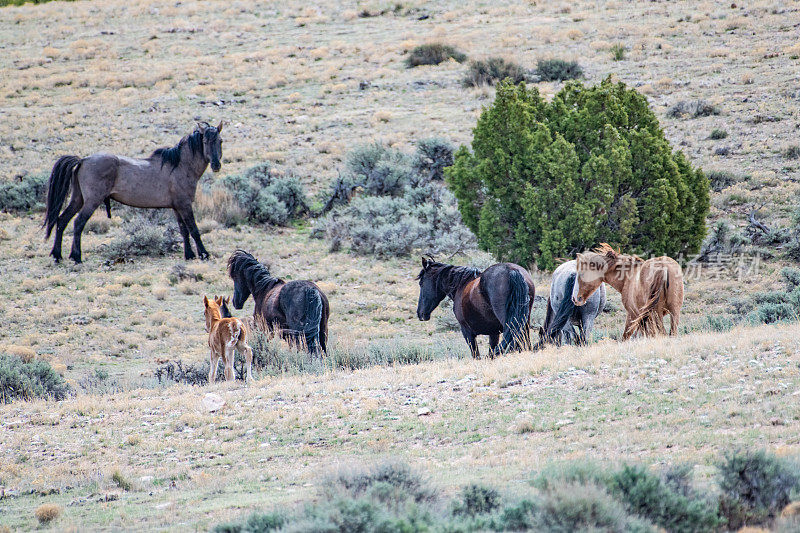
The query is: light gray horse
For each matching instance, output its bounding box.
[43,122,223,263]
[539,260,606,346]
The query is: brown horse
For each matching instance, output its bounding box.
[416,257,535,358]
[572,244,684,339]
[44,122,223,263]
[227,250,329,354]
[203,295,254,383]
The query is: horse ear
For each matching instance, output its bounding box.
[217,120,224,133]
[196,122,208,133]
[203,295,210,307]
[421,257,430,269]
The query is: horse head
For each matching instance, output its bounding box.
[203,295,221,332]
[572,251,609,306]
[197,121,224,173]
[416,256,447,321]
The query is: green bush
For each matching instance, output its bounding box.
[0,354,70,404]
[784,145,800,160]
[452,484,501,516]
[413,138,454,184]
[609,465,722,533]
[717,449,800,529]
[535,59,583,81]
[213,512,285,533]
[405,43,466,68]
[705,170,746,192]
[215,163,308,226]
[611,43,626,61]
[709,129,728,140]
[463,57,530,87]
[0,174,47,212]
[447,78,709,269]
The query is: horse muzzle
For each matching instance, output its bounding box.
[417,311,430,321]
[211,162,221,173]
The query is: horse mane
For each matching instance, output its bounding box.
[151,128,205,169]
[418,261,480,297]
[227,249,283,300]
[592,243,643,264]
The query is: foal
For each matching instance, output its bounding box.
[203,295,254,383]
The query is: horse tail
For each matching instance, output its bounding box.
[500,270,531,352]
[630,269,669,337]
[44,155,81,239]
[302,287,323,354]
[545,273,577,342]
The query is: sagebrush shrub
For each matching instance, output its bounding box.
[463,57,530,87]
[0,353,70,404]
[705,170,746,192]
[667,100,720,118]
[318,141,475,257]
[452,484,501,516]
[102,211,181,261]
[535,58,583,81]
[609,465,722,533]
[34,504,61,525]
[216,162,308,226]
[717,449,800,528]
[405,43,466,67]
[709,129,728,140]
[447,78,709,269]
[0,174,47,212]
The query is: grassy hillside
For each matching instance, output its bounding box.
[1,0,800,530]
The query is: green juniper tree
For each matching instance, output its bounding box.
[446,77,709,270]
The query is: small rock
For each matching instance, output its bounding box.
[417,407,431,416]
[202,393,225,413]
[556,419,573,427]
[500,378,522,388]
[770,417,786,426]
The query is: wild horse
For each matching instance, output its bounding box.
[43,121,224,263]
[539,259,606,346]
[416,257,535,358]
[573,244,684,339]
[227,250,329,354]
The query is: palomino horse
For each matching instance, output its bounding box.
[416,257,535,358]
[203,295,254,383]
[227,250,329,354]
[44,122,224,263]
[540,260,606,346]
[572,244,684,339]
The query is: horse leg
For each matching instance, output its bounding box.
[69,200,101,263]
[669,310,680,336]
[173,209,195,260]
[51,190,83,262]
[461,325,480,359]
[208,349,219,384]
[240,341,254,383]
[489,333,499,357]
[622,314,635,341]
[223,344,235,381]
[178,205,209,260]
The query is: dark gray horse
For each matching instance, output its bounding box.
[540,260,606,346]
[43,122,223,263]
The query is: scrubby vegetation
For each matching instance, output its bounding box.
[101,211,181,262]
[405,43,466,68]
[447,78,709,269]
[0,353,70,404]
[709,129,728,140]
[610,43,626,61]
[155,331,465,386]
[535,59,583,81]
[668,100,721,119]
[206,162,308,227]
[463,57,531,87]
[315,139,475,257]
[0,173,46,213]
[215,451,800,532]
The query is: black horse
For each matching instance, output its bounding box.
[227,250,329,354]
[416,257,535,358]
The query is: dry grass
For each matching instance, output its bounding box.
[2,0,800,530]
[34,504,61,525]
